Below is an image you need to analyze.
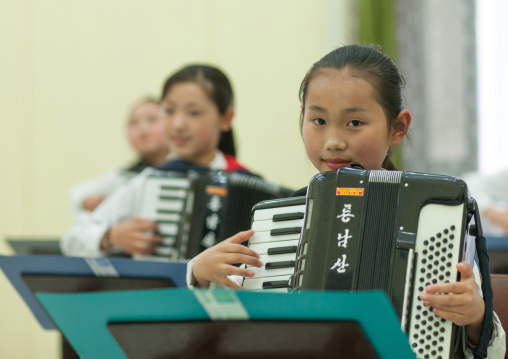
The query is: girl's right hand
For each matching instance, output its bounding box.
[192,229,262,289]
[106,218,162,255]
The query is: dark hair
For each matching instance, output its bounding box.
[299,44,408,170]
[161,64,236,156]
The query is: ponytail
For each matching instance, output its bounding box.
[382,156,397,171]
[218,128,236,157]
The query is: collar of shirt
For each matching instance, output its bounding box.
[167,151,227,171]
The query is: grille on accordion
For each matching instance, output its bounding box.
[137,170,293,260]
[243,166,477,359]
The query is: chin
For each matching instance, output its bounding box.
[318,165,333,173]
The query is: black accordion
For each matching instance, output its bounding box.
[137,169,293,259]
[243,167,482,359]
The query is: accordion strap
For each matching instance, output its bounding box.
[472,200,494,359]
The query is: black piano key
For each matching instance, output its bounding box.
[270,227,302,236]
[156,209,180,215]
[265,261,295,269]
[262,280,289,289]
[158,233,177,240]
[159,195,184,201]
[160,185,185,191]
[267,246,297,255]
[155,220,179,225]
[272,212,304,222]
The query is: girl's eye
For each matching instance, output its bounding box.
[347,119,362,127]
[164,108,174,115]
[189,111,202,117]
[312,118,326,126]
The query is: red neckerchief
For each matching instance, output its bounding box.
[224,154,249,172]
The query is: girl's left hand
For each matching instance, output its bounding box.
[420,261,485,345]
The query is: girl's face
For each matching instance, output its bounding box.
[302,69,408,172]
[161,82,232,166]
[128,101,168,157]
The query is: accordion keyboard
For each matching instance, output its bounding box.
[138,175,191,258]
[243,202,305,292]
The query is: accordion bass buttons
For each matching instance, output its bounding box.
[407,202,465,359]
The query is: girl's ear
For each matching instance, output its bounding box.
[389,110,412,146]
[220,107,235,132]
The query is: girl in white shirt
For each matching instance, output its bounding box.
[187,45,505,358]
[61,65,254,257]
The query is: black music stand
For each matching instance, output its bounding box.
[0,255,188,358]
[37,288,416,359]
[6,237,62,255]
[486,236,508,274]
[107,320,378,359]
[0,255,187,329]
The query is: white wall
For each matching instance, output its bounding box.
[0,1,353,357]
[476,0,508,174]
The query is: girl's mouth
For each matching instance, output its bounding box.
[172,136,190,146]
[323,158,350,170]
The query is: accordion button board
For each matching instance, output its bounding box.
[406,203,464,359]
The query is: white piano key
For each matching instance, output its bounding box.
[248,240,299,255]
[157,215,182,223]
[251,218,304,232]
[248,288,289,293]
[139,208,182,222]
[161,237,176,246]
[253,205,306,221]
[154,246,176,256]
[249,231,300,244]
[158,223,179,236]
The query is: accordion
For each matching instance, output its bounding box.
[137,169,293,259]
[243,166,479,359]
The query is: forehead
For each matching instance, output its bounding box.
[133,101,159,113]
[306,68,378,107]
[130,101,160,121]
[163,82,213,104]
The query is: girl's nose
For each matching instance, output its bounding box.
[172,112,187,129]
[325,132,347,151]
